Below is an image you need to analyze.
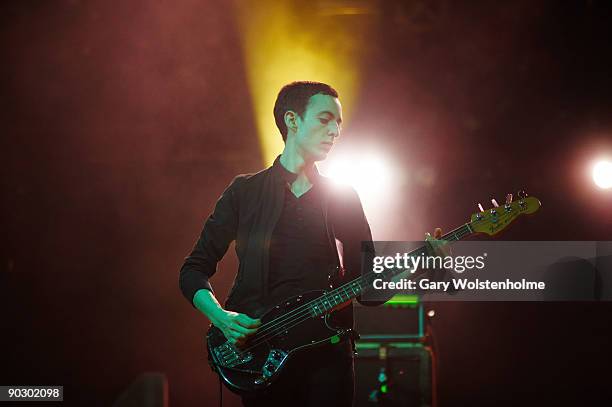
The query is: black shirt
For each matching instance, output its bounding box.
[267,183,335,306]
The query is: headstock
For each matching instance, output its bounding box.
[469,191,541,236]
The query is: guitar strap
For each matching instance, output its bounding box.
[322,184,345,281]
[323,185,359,353]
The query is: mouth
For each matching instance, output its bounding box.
[321,142,333,149]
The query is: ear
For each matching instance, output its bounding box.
[284,111,298,134]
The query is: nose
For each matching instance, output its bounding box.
[328,121,340,138]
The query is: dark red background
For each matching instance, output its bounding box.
[2,1,611,406]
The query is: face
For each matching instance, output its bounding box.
[289,93,343,162]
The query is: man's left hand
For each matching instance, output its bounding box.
[425,227,451,257]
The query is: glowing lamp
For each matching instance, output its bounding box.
[592,160,612,189]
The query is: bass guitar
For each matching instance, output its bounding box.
[207,192,541,395]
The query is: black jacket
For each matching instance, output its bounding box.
[179,157,374,320]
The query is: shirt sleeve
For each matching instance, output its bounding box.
[178,176,242,306]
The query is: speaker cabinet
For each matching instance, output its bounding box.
[355,345,433,407]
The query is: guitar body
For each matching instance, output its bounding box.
[207,290,353,395]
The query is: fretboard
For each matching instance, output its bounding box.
[306,222,474,317]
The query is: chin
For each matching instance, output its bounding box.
[312,151,329,162]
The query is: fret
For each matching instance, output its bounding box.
[304,222,479,321]
[341,286,351,299]
[310,303,320,317]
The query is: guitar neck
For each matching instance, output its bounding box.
[305,223,474,316]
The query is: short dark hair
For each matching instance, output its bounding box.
[273,81,339,142]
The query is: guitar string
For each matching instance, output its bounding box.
[222,249,458,364]
[242,220,475,341]
[219,221,481,361]
[233,243,429,348]
[221,225,501,364]
[239,199,530,346]
[220,223,478,361]
[222,203,526,360]
[222,222,478,358]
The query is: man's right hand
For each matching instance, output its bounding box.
[192,289,261,346]
[211,310,261,347]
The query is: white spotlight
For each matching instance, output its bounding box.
[592,160,612,189]
[319,151,398,238]
[322,157,353,186]
[320,153,392,198]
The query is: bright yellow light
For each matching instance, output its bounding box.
[592,160,612,189]
[233,1,372,166]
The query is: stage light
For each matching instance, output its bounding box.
[319,152,393,198]
[592,160,612,189]
[318,151,396,235]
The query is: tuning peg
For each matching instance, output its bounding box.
[517,190,528,199]
[504,193,513,212]
[475,203,485,220]
[491,198,499,208]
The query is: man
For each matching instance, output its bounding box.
[179,81,445,406]
[179,81,376,406]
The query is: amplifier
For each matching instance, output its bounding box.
[354,295,424,340]
[354,295,434,406]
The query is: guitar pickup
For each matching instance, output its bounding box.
[214,341,253,368]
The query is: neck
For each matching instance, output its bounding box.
[279,143,315,185]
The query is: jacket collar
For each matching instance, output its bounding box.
[272,155,322,185]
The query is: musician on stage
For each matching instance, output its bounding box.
[179,81,444,406]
